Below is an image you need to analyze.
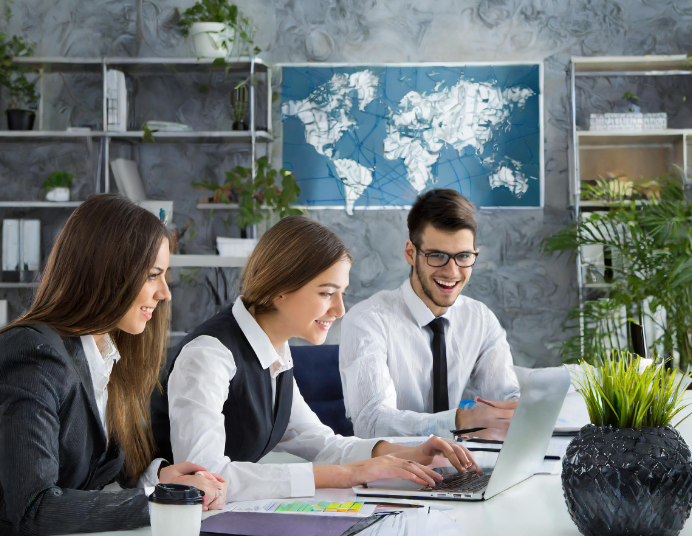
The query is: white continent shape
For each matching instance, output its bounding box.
[383,79,535,193]
[282,70,379,158]
[333,159,374,215]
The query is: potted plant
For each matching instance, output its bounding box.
[177,0,259,59]
[542,170,692,367]
[193,157,302,254]
[0,32,39,130]
[563,351,692,536]
[42,171,73,202]
[230,83,248,130]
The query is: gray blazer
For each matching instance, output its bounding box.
[0,326,150,536]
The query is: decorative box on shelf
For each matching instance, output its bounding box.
[589,113,667,131]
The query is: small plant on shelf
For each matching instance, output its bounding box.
[176,0,260,59]
[193,156,302,231]
[0,31,39,130]
[42,171,73,202]
[621,91,640,113]
[562,350,692,536]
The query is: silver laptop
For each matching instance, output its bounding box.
[354,367,571,501]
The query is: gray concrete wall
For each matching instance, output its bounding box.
[3,0,692,366]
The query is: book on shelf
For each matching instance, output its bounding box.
[107,70,128,132]
[2,220,19,282]
[1,219,40,283]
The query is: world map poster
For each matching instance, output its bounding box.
[281,64,542,213]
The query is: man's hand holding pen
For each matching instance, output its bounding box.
[454,397,518,440]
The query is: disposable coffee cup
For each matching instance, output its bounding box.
[148,483,204,536]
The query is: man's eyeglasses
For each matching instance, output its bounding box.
[417,249,479,268]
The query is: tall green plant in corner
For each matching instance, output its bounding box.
[542,170,692,366]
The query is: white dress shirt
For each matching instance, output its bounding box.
[80,335,161,488]
[339,279,520,439]
[168,298,381,503]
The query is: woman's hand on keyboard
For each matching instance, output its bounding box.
[389,436,483,475]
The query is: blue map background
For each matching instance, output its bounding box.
[281,64,542,209]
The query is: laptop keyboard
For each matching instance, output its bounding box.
[420,471,491,494]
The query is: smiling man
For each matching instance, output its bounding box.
[339,189,520,439]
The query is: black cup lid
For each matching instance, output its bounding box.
[148,483,205,505]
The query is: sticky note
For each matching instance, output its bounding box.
[337,502,354,512]
[325,502,340,512]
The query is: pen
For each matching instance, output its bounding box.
[451,427,487,435]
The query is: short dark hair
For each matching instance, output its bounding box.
[408,189,477,248]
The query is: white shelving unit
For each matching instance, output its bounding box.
[569,54,691,355]
[1,57,271,331]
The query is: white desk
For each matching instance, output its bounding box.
[65,393,692,536]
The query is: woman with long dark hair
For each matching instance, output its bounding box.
[153,215,480,503]
[0,194,226,536]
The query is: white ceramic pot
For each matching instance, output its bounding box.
[189,22,235,58]
[46,187,70,202]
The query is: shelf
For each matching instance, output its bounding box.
[106,56,268,74]
[0,201,82,208]
[572,55,690,76]
[0,131,272,143]
[11,56,268,74]
[0,282,39,288]
[0,131,104,142]
[169,254,247,268]
[108,131,272,143]
[578,130,687,145]
[197,203,240,210]
[578,131,684,184]
[11,57,104,73]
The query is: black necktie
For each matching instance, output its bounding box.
[428,317,449,413]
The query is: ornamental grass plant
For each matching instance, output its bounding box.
[575,350,692,429]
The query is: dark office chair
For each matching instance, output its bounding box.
[290,344,354,437]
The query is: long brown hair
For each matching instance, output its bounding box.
[241,216,353,315]
[2,194,174,482]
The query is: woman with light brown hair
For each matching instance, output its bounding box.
[0,194,226,536]
[153,215,480,503]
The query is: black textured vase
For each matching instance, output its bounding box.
[562,424,692,536]
[6,109,36,130]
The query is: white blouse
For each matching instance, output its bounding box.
[167,298,380,503]
[79,334,161,488]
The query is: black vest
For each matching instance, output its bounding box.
[151,306,294,464]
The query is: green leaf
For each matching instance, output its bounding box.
[142,125,157,143]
